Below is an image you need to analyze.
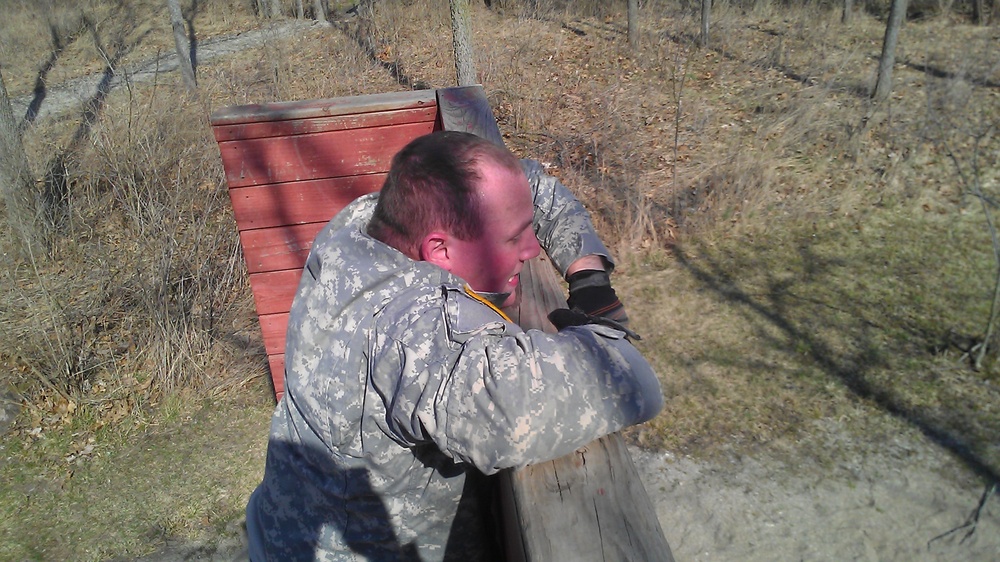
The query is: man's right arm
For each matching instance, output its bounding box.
[379,289,663,476]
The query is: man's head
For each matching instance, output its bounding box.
[367,131,541,306]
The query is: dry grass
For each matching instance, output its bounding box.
[0,0,999,558]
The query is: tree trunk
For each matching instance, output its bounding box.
[268,0,282,18]
[312,0,326,21]
[166,0,197,91]
[0,68,44,258]
[700,0,711,47]
[872,0,907,103]
[627,0,639,50]
[357,0,377,59]
[842,0,853,24]
[295,0,303,18]
[972,0,987,24]
[450,0,477,86]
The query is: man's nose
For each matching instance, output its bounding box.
[521,233,541,261]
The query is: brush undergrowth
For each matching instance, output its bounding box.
[0,0,998,558]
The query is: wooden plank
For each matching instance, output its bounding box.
[212,106,438,142]
[437,86,505,146]
[248,269,302,316]
[268,354,285,400]
[210,89,437,127]
[239,223,326,274]
[260,312,290,356]
[229,174,386,230]
[218,121,435,188]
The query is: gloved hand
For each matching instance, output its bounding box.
[565,269,629,325]
[547,308,641,341]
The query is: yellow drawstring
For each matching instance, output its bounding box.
[463,285,513,322]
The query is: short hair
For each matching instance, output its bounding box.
[366,131,521,259]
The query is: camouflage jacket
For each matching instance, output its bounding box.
[246,161,663,561]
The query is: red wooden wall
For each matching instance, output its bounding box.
[211,90,440,399]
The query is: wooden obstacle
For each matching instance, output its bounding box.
[210,85,673,562]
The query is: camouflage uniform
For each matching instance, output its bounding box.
[246,161,663,561]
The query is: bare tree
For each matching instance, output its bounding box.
[0,67,43,257]
[312,0,327,22]
[357,0,377,59]
[628,0,639,50]
[295,0,303,18]
[253,0,282,17]
[972,0,988,24]
[166,0,197,91]
[842,0,854,24]
[872,0,907,103]
[450,0,477,86]
[700,0,711,47]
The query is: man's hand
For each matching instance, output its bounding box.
[565,269,629,325]
[547,308,641,340]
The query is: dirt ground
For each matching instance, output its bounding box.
[128,423,1000,562]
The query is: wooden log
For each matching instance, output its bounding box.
[500,252,674,562]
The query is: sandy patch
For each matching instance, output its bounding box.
[633,430,999,561]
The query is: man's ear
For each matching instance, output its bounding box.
[419,232,452,270]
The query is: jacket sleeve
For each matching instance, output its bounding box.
[522,159,614,276]
[373,287,662,475]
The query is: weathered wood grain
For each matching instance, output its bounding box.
[229,174,386,229]
[499,252,674,562]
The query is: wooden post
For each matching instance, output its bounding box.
[434,86,674,561]
[499,253,674,562]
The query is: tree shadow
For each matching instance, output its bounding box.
[42,16,152,233]
[22,18,88,126]
[184,0,201,78]
[333,11,427,90]
[674,237,1000,485]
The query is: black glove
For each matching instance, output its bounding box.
[547,308,641,340]
[566,269,629,325]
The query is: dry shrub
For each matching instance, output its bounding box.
[1,81,255,412]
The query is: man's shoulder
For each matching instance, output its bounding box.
[373,285,514,348]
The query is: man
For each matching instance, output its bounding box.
[246,131,662,561]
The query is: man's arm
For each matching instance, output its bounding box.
[522,161,629,323]
[522,160,614,276]
[388,289,662,475]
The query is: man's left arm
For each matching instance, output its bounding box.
[522,160,628,324]
[522,159,611,276]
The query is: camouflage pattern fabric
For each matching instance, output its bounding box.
[246,162,663,561]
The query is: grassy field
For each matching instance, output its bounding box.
[1,0,998,559]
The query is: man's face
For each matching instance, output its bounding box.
[445,158,541,307]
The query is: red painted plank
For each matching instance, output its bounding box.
[268,354,285,401]
[210,90,437,127]
[212,106,438,142]
[228,174,385,230]
[260,312,290,356]
[218,121,436,188]
[249,269,302,316]
[239,223,327,274]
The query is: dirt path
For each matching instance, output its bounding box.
[9,18,324,125]
[636,430,999,561]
